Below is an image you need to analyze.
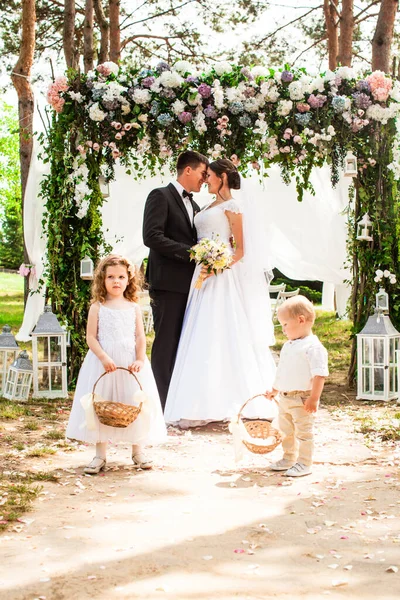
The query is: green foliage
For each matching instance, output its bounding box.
[0,101,23,269]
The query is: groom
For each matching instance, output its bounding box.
[143,150,209,409]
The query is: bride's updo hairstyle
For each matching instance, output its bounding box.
[209,158,241,194]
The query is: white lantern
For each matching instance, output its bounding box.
[31,305,68,399]
[344,150,357,177]
[396,349,400,405]
[356,213,373,242]
[3,350,33,402]
[357,311,400,401]
[80,255,94,280]
[376,287,389,313]
[99,175,110,198]
[0,325,19,396]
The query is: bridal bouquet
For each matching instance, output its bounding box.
[190,237,233,289]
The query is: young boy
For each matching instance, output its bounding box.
[266,295,328,477]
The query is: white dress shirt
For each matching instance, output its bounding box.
[172,180,194,225]
[274,334,329,392]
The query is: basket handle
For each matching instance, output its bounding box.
[238,393,278,420]
[92,366,143,396]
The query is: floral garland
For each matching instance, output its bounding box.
[42,60,400,384]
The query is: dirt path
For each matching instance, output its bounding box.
[1,407,399,600]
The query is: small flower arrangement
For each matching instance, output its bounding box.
[374,268,396,285]
[189,237,233,289]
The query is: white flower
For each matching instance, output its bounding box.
[389,80,400,103]
[69,91,83,103]
[336,66,356,80]
[173,60,192,74]
[171,99,186,115]
[383,270,391,278]
[132,88,151,104]
[277,99,293,116]
[374,276,381,283]
[194,111,207,133]
[150,79,162,93]
[327,125,336,135]
[307,77,325,94]
[244,97,262,113]
[214,61,232,76]
[260,81,280,102]
[251,66,269,79]
[188,93,203,107]
[159,70,184,88]
[212,82,225,109]
[88,102,106,122]
[121,102,131,115]
[288,81,304,101]
[138,113,148,122]
[254,117,268,136]
[98,61,119,76]
[323,70,336,83]
[390,276,397,284]
[375,269,384,278]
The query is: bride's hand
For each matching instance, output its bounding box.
[201,266,214,280]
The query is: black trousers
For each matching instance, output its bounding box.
[150,289,188,410]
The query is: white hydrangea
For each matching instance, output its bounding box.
[89,102,106,122]
[214,61,233,76]
[389,80,400,103]
[366,103,400,124]
[187,92,203,107]
[277,99,293,116]
[137,134,151,155]
[99,61,119,76]
[251,66,269,79]
[150,79,162,93]
[254,116,268,136]
[308,77,325,94]
[244,97,263,113]
[173,61,193,75]
[172,99,186,115]
[323,70,336,83]
[159,70,184,88]
[260,81,280,102]
[288,81,305,101]
[102,81,125,102]
[226,87,245,102]
[336,66,356,80]
[388,141,400,179]
[132,88,152,104]
[69,91,83,103]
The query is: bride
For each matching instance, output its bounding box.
[164,158,277,427]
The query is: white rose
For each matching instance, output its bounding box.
[390,276,397,284]
[375,269,383,277]
[383,270,391,278]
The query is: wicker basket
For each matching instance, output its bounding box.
[92,367,143,428]
[237,394,282,454]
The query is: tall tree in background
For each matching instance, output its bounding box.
[372,0,398,72]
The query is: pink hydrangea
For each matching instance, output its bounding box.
[296,102,310,113]
[96,62,119,77]
[307,94,327,109]
[366,71,392,102]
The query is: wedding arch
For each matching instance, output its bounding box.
[40,60,400,382]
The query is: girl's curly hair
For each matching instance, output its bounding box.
[91,255,142,304]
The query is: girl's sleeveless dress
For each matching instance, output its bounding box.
[66,304,167,445]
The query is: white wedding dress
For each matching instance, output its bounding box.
[164,198,277,426]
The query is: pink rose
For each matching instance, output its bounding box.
[293,135,302,144]
[124,123,132,131]
[115,132,122,140]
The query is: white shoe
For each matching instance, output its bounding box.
[269,458,295,471]
[132,452,153,470]
[284,462,312,477]
[84,457,106,475]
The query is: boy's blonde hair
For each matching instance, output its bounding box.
[91,255,142,304]
[277,294,316,324]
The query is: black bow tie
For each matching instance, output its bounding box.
[182,190,194,202]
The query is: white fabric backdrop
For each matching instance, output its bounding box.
[17,115,352,340]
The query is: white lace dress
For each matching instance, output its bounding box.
[164,199,277,426]
[66,304,167,444]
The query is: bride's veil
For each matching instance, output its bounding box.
[236,174,276,351]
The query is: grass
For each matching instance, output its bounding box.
[0,399,34,419]
[25,446,57,458]
[0,272,24,331]
[24,420,40,431]
[43,429,65,441]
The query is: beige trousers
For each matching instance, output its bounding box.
[277,393,315,466]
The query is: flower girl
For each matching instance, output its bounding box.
[66,254,166,474]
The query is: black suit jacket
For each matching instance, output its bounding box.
[143,183,200,294]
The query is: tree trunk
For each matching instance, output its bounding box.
[84,0,94,72]
[63,0,76,69]
[109,0,120,63]
[338,0,354,67]
[94,0,109,63]
[372,0,398,73]
[323,0,339,70]
[11,0,35,307]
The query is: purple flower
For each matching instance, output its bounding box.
[353,92,372,110]
[204,104,218,119]
[281,70,294,83]
[198,83,212,98]
[156,61,171,73]
[186,76,198,83]
[244,87,255,98]
[178,111,193,124]
[161,88,176,99]
[307,93,327,109]
[356,79,371,93]
[141,76,155,88]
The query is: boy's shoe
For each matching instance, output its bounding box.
[84,457,106,475]
[132,452,153,470]
[269,458,295,471]
[284,462,311,477]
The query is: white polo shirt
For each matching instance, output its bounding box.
[274,334,329,392]
[172,180,194,225]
